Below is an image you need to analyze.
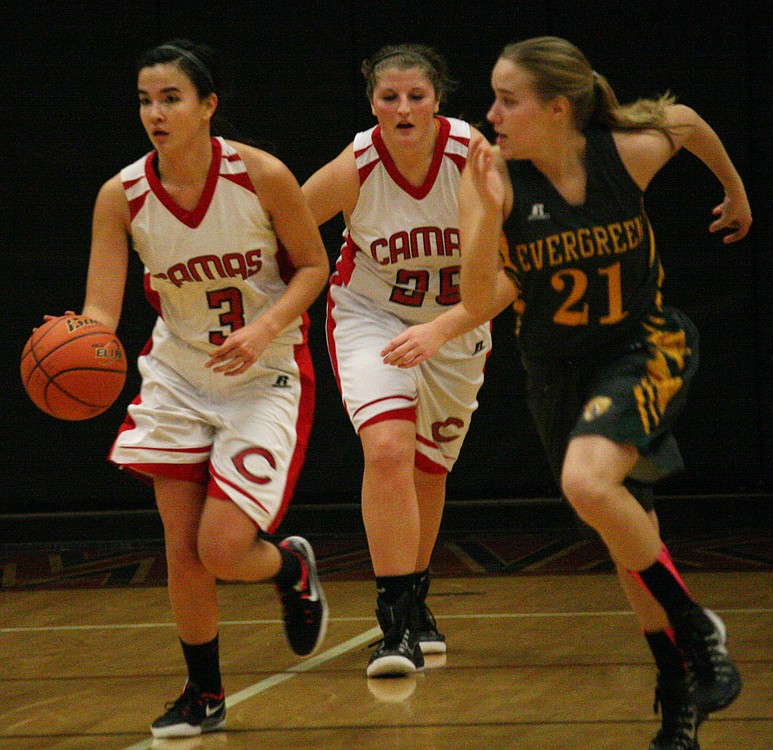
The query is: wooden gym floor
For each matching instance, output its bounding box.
[1,517,771,750]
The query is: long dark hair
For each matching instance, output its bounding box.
[136,38,249,142]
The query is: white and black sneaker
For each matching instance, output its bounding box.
[367,590,425,677]
[414,601,447,655]
[150,681,226,738]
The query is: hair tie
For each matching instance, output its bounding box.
[158,44,215,90]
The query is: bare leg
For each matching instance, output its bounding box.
[413,468,447,573]
[360,419,420,576]
[154,476,219,645]
[562,435,662,571]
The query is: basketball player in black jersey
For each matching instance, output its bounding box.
[459,36,751,750]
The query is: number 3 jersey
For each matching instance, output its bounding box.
[331,116,470,324]
[121,137,304,375]
[501,125,663,361]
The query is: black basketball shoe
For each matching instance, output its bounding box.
[367,589,425,677]
[672,605,742,714]
[414,600,447,654]
[150,681,226,738]
[649,673,703,750]
[275,536,329,657]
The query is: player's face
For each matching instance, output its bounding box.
[137,63,216,150]
[370,67,440,146]
[487,59,554,160]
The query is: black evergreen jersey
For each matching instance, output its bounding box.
[501,125,663,360]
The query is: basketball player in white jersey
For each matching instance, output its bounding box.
[62,40,330,738]
[303,44,492,677]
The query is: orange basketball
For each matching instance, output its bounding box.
[20,315,127,421]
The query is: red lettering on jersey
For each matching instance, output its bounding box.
[153,249,264,287]
[369,226,460,265]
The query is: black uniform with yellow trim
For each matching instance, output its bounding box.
[501,125,699,509]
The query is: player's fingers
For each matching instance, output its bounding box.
[723,225,749,243]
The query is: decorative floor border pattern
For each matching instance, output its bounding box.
[2,529,770,590]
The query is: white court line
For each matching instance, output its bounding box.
[5,608,769,748]
[1,607,771,634]
[119,625,382,750]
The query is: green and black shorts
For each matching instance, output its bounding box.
[523,306,699,511]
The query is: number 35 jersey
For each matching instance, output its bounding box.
[121,137,303,373]
[501,125,662,361]
[332,116,470,324]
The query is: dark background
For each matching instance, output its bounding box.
[2,1,771,526]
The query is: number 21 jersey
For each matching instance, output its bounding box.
[501,125,662,360]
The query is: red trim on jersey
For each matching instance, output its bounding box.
[448,132,470,147]
[445,152,467,173]
[206,481,230,501]
[371,116,450,200]
[221,171,256,193]
[416,432,437,449]
[144,137,222,228]
[352,395,415,421]
[123,174,150,220]
[325,287,343,396]
[276,239,297,286]
[330,235,358,287]
[209,464,271,515]
[110,405,210,482]
[113,442,211,457]
[357,155,381,185]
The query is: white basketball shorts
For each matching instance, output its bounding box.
[109,340,314,533]
[327,283,491,473]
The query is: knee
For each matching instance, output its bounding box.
[561,467,610,526]
[362,431,414,476]
[198,529,247,581]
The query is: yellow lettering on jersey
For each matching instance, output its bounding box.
[592,225,611,255]
[547,234,562,266]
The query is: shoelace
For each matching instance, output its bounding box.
[653,685,701,749]
[686,628,732,683]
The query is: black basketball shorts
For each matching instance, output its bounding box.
[524,306,699,510]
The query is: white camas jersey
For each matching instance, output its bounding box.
[332,116,470,324]
[326,117,491,471]
[122,137,304,372]
[111,137,313,530]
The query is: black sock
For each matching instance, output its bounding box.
[181,635,222,695]
[631,547,695,621]
[414,568,430,603]
[376,573,415,605]
[645,630,687,678]
[274,544,302,588]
